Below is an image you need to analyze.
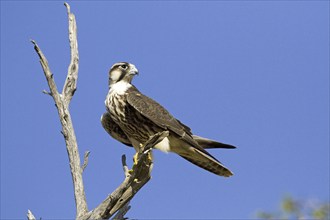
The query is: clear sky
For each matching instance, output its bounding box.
[1,1,329,219]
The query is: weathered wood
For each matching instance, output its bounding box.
[27,210,36,220]
[30,3,162,219]
[82,151,91,172]
[86,131,169,219]
[62,2,79,104]
[111,202,131,220]
[30,3,88,219]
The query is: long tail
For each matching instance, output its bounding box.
[179,147,234,177]
[171,136,234,177]
[193,135,236,149]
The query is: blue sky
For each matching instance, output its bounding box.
[1,1,329,219]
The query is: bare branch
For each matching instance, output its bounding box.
[121,155,130,178]
[42,89,52,96]
[62,2,79,103]
[82,151,91,172]
[111,202,131,220]
[31,40,61,104]
[32,3,165,220]
[27,210,36,220]
[31,3,87,219]
[86,131,169,219]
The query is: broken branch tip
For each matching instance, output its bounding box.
[64,2,71,13]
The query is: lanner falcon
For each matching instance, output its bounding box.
[101,62,235,177]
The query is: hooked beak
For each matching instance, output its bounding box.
[129,64,139,76]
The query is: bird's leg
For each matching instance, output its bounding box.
[133,151,139,165]
[147,150,153,162]
[128,143,145,175]
[127,152,139,175]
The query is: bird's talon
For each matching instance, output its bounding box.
[133,153,139,165]
[147,151,153,161]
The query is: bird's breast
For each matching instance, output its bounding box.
[105,91,127,124]
[105,90,165,146]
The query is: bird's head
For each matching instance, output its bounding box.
[108,62,139,85]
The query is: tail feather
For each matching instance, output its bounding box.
[193,135,236,149]
[179,147,233,177]
[170,135,234,177]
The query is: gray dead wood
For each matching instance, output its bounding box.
[111,203,131,220]
[29,2,163,220]
[85,131,169,220]
[30,2,87,219]
[27,210,36,220]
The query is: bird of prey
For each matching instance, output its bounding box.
[101,62,235,177]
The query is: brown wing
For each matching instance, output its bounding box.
[101,112,132,147]
[126,86,191,137]
[126,87,221,159]
[126,87,234,177]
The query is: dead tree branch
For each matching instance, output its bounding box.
[82,151,91,172]
[30,2,87,219]
[27,210,36,220]
[86,131,169,219]
[29,2,163,220]
[111,202,131,220]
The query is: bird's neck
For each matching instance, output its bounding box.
[110,81,132,95]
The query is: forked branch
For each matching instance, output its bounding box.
[86,131,169,219]
[30,2,87,219]
[29,3,162,220]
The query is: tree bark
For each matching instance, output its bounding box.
[29,3,162,220]
[85,131,169,219]
[30,2,87,218]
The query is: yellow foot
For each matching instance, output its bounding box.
[133,152,139,165]
[147,151,153,162]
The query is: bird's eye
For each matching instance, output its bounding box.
[120,64,128,70]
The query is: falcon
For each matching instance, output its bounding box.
[101,62,236,177]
